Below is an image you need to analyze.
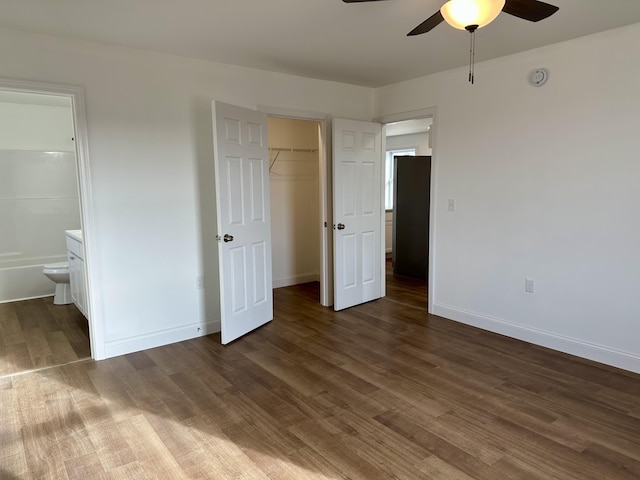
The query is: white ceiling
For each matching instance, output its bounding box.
[1,0,640,87]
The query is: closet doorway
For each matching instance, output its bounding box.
[267,117,323,301]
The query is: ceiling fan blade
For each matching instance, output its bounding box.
[502,0,559,22]
[342,0,388,3]
[407,11,444,36]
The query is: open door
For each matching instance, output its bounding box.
[212,101,273,344]
[332,118,383,311]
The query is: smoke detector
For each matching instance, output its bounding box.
[529,68,549,87]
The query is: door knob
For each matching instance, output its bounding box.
[337,223,345,230]
[223,234,234,242]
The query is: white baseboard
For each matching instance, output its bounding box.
[273,273,320,289]
[433,303,640,374]
[0,293,54,304]
[104,319,221,359]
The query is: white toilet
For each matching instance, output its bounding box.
[43,262,72,305]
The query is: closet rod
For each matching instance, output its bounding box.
[269,151,280,172]
[268,147,319,153]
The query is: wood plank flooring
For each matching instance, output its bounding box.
[2,280,640,479]
[384,258,427,310]
[0,297,90,378]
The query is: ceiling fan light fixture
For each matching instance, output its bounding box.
[440,0,506,30]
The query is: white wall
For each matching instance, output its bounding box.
[386,132,431,156]
[0,100,80,302]
[0,27,374,358]
[375,23,640,373]
[268,117,320,288]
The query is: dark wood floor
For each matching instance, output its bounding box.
[2,278,640,479]
[0,297,90,378]
[385,258,428,310]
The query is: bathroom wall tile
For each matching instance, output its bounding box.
[0,198,80,267]
[0,151,79,199]
[0,199,19,258]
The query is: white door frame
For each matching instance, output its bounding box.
[0,77,103,359]
[257,105,332,307]
[257,105,437,313]
[375,107,438,315]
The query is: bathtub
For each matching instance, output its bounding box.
[0,149,81,303]
[0,255,67,303]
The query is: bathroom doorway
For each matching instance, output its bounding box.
[0,83,92,376]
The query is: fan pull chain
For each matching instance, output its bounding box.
[466,25,478,85]
[469,29,475,84]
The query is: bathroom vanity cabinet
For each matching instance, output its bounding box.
[66,230,87,318]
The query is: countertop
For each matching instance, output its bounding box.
[65,229,83,243]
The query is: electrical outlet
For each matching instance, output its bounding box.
[195,275,204,289]
[525,278,535,293]
[448,199,456,212]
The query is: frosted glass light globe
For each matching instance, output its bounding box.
[440,0,506,30]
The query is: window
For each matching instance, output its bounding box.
[385,148,416,210]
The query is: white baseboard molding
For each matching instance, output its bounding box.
[433,303,640,374]
[104,319,221,359]
[0,293,54,304]
[273,273,320,289]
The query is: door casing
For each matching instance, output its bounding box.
[260,105,437,312]
[258,106,333,306]
[376,107,437,315]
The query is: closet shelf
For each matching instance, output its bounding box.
[268,147,319,172]
[268,147,319,153]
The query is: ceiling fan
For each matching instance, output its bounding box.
[342,0,560,83]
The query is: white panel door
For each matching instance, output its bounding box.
[212,101,273,344]
[333,118,383,311]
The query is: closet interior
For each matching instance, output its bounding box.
[267,117,321,297]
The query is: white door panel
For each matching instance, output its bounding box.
[212,101,273,344]
[333,118,383,311]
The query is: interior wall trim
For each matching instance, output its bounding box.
[433,303,640,374]
[272,273,320,289]
[104,319,221,359]
[376,106,438,316]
